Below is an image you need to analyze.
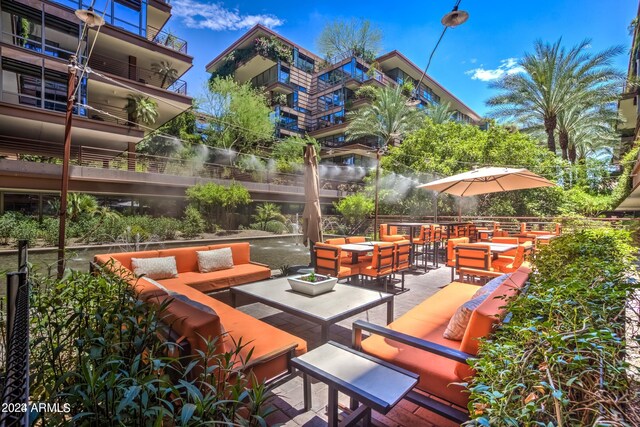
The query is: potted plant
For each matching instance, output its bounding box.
[287,272,338,296]
[124,94,159,126]
[151,61,178,88]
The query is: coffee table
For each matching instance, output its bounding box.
[230,278,394,343]
[292,341,418,427]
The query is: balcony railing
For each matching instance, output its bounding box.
[147,26,188,54]
[0,142,365,194]
[88,53,187,95]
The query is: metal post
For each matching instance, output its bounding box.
[57,55,78,279]
[17,240,28,272]
[373,150,381,240]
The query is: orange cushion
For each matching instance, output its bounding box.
[208,242,251,265]
[346,236,366,244]
[158,246,210,273]
[325,238,346,245]
[174,264,271,293]
[361,282,478,408]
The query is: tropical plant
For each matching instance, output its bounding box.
[487,39,623,155]
[251,202,287,233]
[151,60,179,87]
[346,85,423,148]
[29,268,273,425]
[425,101,455,124]
[125,94,159,125]
[317,18,382,63]
[253,36,293,63]
[203,77,274,153]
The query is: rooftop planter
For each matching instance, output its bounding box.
[210,36,294,81]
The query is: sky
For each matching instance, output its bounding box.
[167,0,637,117]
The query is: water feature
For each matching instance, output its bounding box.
[0,236,311,274]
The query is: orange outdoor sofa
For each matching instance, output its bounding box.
[352,265,531,423]
[93,242,307,385]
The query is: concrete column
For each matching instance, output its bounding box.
[128,142,136,171]
[77,146,83,166]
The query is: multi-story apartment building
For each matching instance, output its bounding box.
[616,1,640,211]
[0,0,196,211]
[205,24,481,167]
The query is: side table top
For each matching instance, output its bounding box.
[292,341,418,414]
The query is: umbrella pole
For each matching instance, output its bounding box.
[373,151,381,240]
[458,198,462,222]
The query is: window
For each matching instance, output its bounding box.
[317,109,345,129]
[279,111,299,131]
[44,14,82,60]
[278,65,290,84]
[1,57,87,115]
[318,88,345,111]
[294,51,315,73]
[1,2,43,54]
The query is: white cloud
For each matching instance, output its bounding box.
[466,57,525,81]
[470,58,477,64]
[171,0,284,31]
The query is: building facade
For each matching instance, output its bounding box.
[205,24,481,167]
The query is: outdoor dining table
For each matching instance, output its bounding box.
[436,221,473,240]
[338,244,374,264]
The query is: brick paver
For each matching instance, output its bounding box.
[212,266,461,426]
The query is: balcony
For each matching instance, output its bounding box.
[88,53,187,95]
[147,25,188,55]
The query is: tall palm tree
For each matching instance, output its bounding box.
[346,85,423,237]
[560,105,620,163]
[426,101,455,124]
[487,39,623,155]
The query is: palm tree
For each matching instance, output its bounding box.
[252,202,287,231]
[487,39,623,155]
[559,105,620,163]
[426,101,455,124]
[346,85,423,238]
[125,94,159,126]
[152,61,178,88]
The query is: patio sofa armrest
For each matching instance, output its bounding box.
[351,320,473,364]
[249,261,270,268]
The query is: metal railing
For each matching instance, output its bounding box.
[0,241,30,427]
[147,26,187,54]
[88,53,187,95]
[0,141,365,193]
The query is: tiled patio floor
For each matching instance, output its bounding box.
[212,266,461,427]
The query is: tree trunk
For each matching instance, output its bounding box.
[558,129,569,161]
[568,144,577,164]
[544,115,557,154]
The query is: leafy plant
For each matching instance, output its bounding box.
[186,182,252,231]
[334,193,374,234]
[317,18,382,62]
[181,205,206,238]
[468,228,639,426]
[125,94,159,125]
[251,203,287,232]
[29,268,274,425]
[152,60,179,88]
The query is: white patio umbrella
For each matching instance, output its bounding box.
[417,167,555,220]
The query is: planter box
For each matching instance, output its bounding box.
[287,274,338,296]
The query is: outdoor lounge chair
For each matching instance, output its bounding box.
[352,266,531,424]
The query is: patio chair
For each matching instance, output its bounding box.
[393,240,412,291]
[454,244,503,284]
[446,237,470,280]
[427,225,442,266]
[379,224,407,242]
[324,237,351,264]
[410,226,428,270]
[360,243,395,291]
[313,243,358,280]
[493,244,528,273]
[468,223,478,242]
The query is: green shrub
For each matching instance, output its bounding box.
[468,228,640,426]
[38,217,59,247]
[148,217,181,240]
[0,212,19,245]
[334,193,374,233]
[181,206,205,238]
[29,268,273,425]
[9,215,39,246]
[250,203,288,233]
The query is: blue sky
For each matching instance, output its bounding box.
[168,0,636,117]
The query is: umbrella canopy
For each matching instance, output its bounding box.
[302,143,322,246]
[417,167,554,197]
